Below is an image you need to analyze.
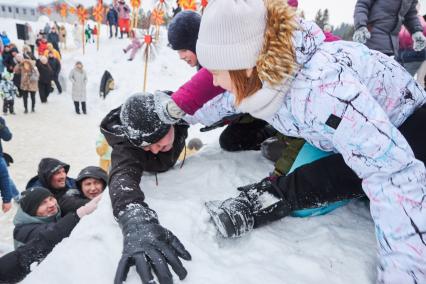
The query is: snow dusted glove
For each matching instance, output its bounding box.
[353,26,371,44]
[412,31,426,51]
[154,91,186,124]
[115,205,191,284]
[206,178,292,238]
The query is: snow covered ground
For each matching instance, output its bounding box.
[0,17,377,284]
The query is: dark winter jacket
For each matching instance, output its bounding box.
[107,8,118,25]
[2,49,17,72]
[13,207,62,247]
[0,116,12,156]
[26,158,78,214]
[35,60,54,84]
[48,57,61,76]
[0,208,79,283]
[354,0,423,55]
[100,106,189,217]
[47,32,60,51]
[0,212,79,283]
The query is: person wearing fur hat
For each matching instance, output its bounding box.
[60,166,107,214]
[0,187,100,282]
[26,158,79,215]
[100,92,192,284]
[155,0,426,282]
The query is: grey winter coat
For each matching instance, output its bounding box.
[354,0,422,55]
[69,67,87,102]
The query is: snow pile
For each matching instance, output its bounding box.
[0,16,378,284]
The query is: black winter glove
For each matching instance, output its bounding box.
[115,205,191,284]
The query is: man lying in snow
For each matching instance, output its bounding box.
[101,92,367,284]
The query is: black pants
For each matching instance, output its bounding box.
[74,101,86,114]
[52,75,62,93]
[22,91,36,111]
[38,82,51,103]
[275,106,426,211]
[3,99,14,114]
[219,116,269,151]
[109,24,118,37]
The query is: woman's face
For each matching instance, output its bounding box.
[36,196,59,217]
[210,70,235,93]
[81,178,104,199]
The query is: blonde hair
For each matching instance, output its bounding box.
[231,0,298,105]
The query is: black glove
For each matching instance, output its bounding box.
[115,205,191,284]
[3,152,13,166]
[199,113,246,132]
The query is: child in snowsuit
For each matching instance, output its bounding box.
[167,1,426,282]
[0,71,17,115]
[123,30,142,61]
[69,61,87,114]
[85,25,93,44]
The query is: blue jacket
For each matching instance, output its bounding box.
[107,8,118,25]
[0,34,10,46]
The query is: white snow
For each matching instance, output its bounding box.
[0,16,377,284]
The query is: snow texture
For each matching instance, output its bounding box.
[0,17,377,284]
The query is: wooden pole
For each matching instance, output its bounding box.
[155,24,160,41]
[97,22,100,51]
[82,22,85,55]
[143,46,149,92]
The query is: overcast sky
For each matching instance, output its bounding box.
[300,0,426,26]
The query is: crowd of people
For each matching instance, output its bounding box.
[0,21,89,115]
[0,0,426,283]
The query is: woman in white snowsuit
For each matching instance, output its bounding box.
[157,0,426,282]
[68,61,87,114]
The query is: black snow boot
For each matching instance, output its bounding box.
[205,178,292,238]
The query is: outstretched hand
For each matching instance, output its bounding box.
[115,206,191,284]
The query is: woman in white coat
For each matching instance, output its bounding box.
[68,61,87,114]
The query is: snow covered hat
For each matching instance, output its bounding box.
[120,93,171,147]
[20,187,53,216]
[196,0,266,70]
[168,11,201,54]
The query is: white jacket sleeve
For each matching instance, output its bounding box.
[302,66,426,283]
[183,91,240,126]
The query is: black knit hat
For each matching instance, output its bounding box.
[120,93,171,147]
[20,187,53,216]
[168,10,201,54]
[76,166,108,190]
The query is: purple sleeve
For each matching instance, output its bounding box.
[171,68,225,115]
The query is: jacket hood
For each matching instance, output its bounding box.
[13,206,61,226]
[37,158,70,189]
[100,106,128,147]
[292,19,325,66]
[76,166,108,190]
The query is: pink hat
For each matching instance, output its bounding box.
[287,0,298,8]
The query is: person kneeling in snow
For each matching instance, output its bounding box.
[26,158,80,215]
[101,92,365,284]
[61,166,108,213]
[0,187,100,283]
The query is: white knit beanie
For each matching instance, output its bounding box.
[196,0,266,70]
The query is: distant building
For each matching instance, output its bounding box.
[0,0,100,23]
